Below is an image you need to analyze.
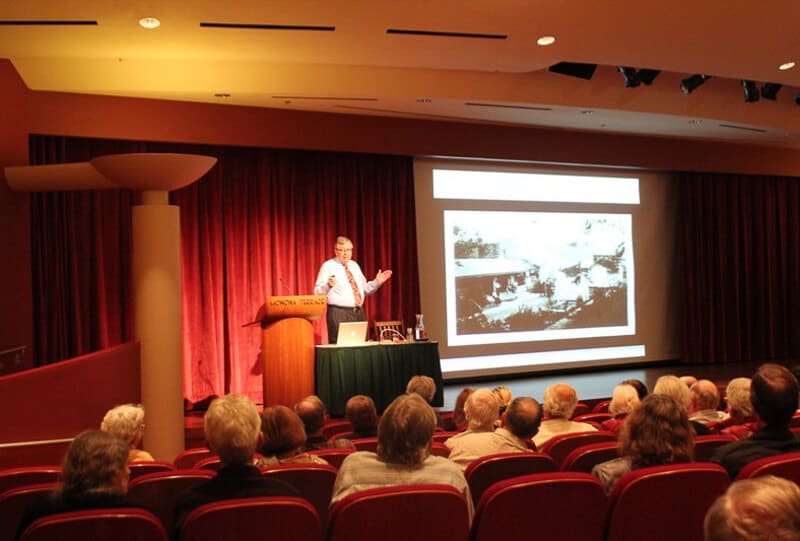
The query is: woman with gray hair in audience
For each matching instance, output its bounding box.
[601,383,640,435]
[100,403,154,462]
[711,377,758,439]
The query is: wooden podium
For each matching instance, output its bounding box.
[260,295,327,407]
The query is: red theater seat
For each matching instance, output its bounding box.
[471,472,606,541]
[328,484,470,541]
[605,463,729,541]
[179,496,320,541]
[464,452,557,506]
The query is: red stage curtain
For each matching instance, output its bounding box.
[678,172,800,364]
[29,136,419,403]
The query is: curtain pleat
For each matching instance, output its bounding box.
[678,172,800,364]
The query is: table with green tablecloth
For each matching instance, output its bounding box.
[315,341,444,417]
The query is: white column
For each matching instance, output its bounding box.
[132,190,184,461]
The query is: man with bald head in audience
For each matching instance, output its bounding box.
[446,392,542,470]
[533,383,597,449]
[711,363,800,479]
[689,379,728,425]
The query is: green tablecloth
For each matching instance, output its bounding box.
[315,341,444,417]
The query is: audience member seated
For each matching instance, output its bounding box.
[690,379,729,425]
[17,429,136,538]
[704,475,800,541]
[447,392,541,470]
[406,374,445,428]
[331,393,473,520]
[492,386,513,417]
[712,364,800,479]
[448,387,474,432]
[711,378,757,440]
[336,395,379,440]
[174,394,299,534]
[591,394,694,494]
[601,384,640,435]
[532,383,597,449]
[654,374,710,435]
[257,405,331,466]
[294,395,354,451]
[621,378,649,400]
[100,403,154,462]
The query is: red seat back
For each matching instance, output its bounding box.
[432,431,461,443]
[0,466,61,496]
[321,420,352,440]
[736,451,800,483]
[539,431,617,468]
[464,452,557,506]
[129,460,176,481]
[693,434,736,462]
[570,402,591,419]
[128,469,215,533]
[573,413,613,424]
[592,399,612,413]
[21,508,167,541]
[350,437,379,452]
[194,456,223,471]
[328,484,470,541]
[179,496,320,541]
[260,463,337,530]
[605,463,729,541]
[430,442,451,458]
[561,441,619,473]
[173,448,215,470]
[306,448,356,469]
[0,482,57,541]
[471,472,606,541]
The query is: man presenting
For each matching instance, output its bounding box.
[314,235,392,343]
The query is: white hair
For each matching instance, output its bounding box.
[204,393,261,465]
[725,378,753,419]
[609,384,640,416]
[465,388,499,431]
[653,375,691,412]
[543,383,578,419]
[705,476,800,541]
[100,404,146,444]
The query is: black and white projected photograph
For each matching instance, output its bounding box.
[444,210,635,346]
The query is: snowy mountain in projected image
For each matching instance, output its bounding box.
[444,210,635,346]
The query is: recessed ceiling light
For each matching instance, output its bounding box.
[688,119,703,125]
[580,110,593,115]
[213,93,231,98]
[139,17,160,29]
[779,61,796,71]
[537,35,556,46]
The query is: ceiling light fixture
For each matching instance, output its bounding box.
[537,35,555,46]
[760,83,782,101]
[138,17,160,29]
[779,61,796,71]
[680,74,711,95]
[617,66,640,88]
[741,80,760,102]
[637,69,661,86]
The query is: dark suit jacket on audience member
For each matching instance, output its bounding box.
[710,426,800,479]
[17,492,137,540]
[174,463,299,536]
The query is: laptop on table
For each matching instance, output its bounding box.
[336,321,369,346]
